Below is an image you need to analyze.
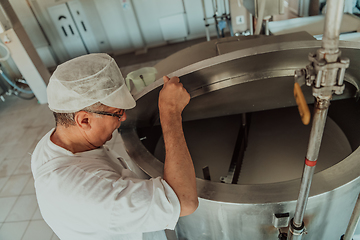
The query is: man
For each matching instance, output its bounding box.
[31,53,198,240]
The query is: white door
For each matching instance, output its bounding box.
[48,3,88,58]
[67,0,100,53]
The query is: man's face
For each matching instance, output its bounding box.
[86,107,126,147]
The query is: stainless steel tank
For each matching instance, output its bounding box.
[120,32,360,240]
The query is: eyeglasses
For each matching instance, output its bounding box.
[88,109,125,120]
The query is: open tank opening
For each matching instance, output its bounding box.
[137,102,353,185]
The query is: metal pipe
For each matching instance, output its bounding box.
[249,13,253,35]
[201,0,211,41]
[288,92,331,240]
[264,16,270,36]
[293,165,316,226]
[293,100,329,226]
[342,193,360,240]
[214,0,218,16]
[304,100,330,162]
[254,0,266,35]
[298,0,304,17]
[288,1,345,239]
[205,27,210,41]
[321,0,345,55]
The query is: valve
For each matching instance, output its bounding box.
[307,52,349,97]
[293,51,350,125]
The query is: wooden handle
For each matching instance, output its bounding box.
[294,82,311,125]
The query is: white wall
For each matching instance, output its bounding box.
[79,0,112,53]
[28,0,71,63]
[93,0,133,53]
[7,0,221,63]
[117,0,145,49]
[131,0,184,46]
[183,0,218,39]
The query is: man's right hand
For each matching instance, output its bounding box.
[158,76,190,116]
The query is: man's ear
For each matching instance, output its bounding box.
[74,111,91,130]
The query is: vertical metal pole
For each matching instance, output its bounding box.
[249,13,253,35]
[264,16,270,36]
[293,100,330,227]
[287,0,345,239]
[254,0,266,35]
[321,0,344,56]
[223,0,227,15]
[201,0,211,41]
[298,0,304,17]
[342,193,360,240]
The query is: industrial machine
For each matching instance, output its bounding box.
[119,1,360,239]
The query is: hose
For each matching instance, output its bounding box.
[0,41,34,99]
[0,69,33,94]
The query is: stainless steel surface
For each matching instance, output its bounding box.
[123,40,360,130]
[343,193,360,240]
[120,33,360,239]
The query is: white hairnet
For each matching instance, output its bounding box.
[47,53,136,113]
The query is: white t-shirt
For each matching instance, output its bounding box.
[31,129,180,240]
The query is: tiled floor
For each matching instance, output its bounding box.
[0,61,159,240]
[0,93,59,240]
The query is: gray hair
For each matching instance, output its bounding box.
[53,102,108,127]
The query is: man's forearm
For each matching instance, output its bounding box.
[161,111,198,216]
